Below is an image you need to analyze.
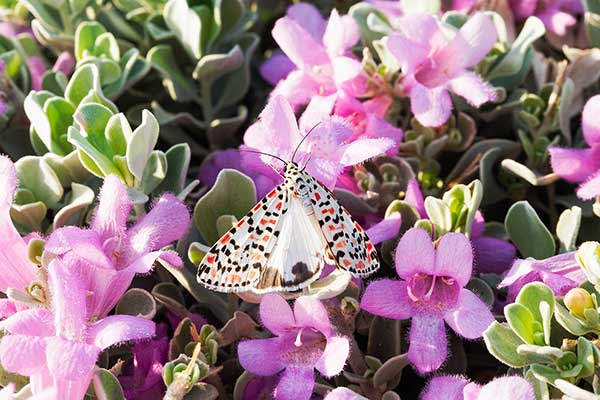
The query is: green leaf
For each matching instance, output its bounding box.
[115,288,157,319]
[483,321,528,367]
[505,303,536,344]
[193,45,243,83]
[154,143,191,195]
[424,196,452,235]
[147,45,198,102]
[140,150,167,194]
[164,0,205,59]
[91,368,125,400]
[75,21,107,61]
[105,113,132,157]
[53,183,95,229]
[15,156,64,208]
[126,109,159,181]
[505,200,555,259]
[193,169,256,245]
[10,201,47,234]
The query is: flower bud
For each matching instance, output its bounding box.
[577,241,600,287]
[564,288,594,318]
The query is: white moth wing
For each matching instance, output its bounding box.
[254,194,328,293]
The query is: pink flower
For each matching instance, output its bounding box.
[0,258,155,400]
[387,13,497,127]
[238,294,349,400]
[360,228,494,374]
[261,3,366,109]
[243,95,396,189]
[45,175,190,319]
[499,252,586,301]
[549,95,600,200]
[421,375,535,400]
[510,0,582,36]
[0,156,38,300]
[299,92,403,155]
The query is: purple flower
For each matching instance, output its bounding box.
[360,228,494,374]
[262,3,367,109]
[119,324,169,399]
[549,95,600,200]
[510,0,582,36]
[0,258,155,400]
[324,387,368,400]
[238,294,349,400]
[499,252,587,301]
[403,179,515,274]
[0,156,38,297]
[199,149,279,199]
[421,375,535,400]
[387,13,497,127]
[243,95,396,189]
[45,175,190,319]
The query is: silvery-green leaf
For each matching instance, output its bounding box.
[53,183,94,229]
[140,150,167,194]
[91,368,125,400]
[105,113,132,157]
[483,321,528,367]
[15,156,63,208]
[505,201,555,259]
[43,151,91,187]
[349,3,391,48]
[402,0,440,14]
[554,379,598,400]
[193,45,243,83]
[164,0,205,59]
[23,91,56,154]
[147,45,198,102]
[126,109,159,181]
[115,288,157,319]
[75,21,107,61]
[424,196,452,234]
[10,202,47,234]
[206,106,247,147]
[307,269,352,300]
[69,127,122,178]
[501,159,559,186]
[154,143,191,195]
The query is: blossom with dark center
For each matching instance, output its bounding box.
[238,294,349,400]
[360,228,494,373]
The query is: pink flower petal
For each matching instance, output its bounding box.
[238,338,286,376]
[299,94,337,132]
[365,213,401,245]
[549,146,600,183]
[274,366,314,400]
[473,237,516,274]
[577,170,600,200]
[0,156,38,293]
[27,57,46,91]
[125,193,190,260]
[45,336,99,379]
[244,95,303,163]
[315,336,350,377]
[331,56,365,90]
[478,376,535,400]
[582,95,600,146]
[448,71,497,107]
[91,175,131,239]
[340,137,396,166]
[408,315,448,374]
[324,387,368,400]
[88,315,155,349]
[286,3,326,41]
[395,228,435,279]
[45,227,113,269]
[444,288,493,339]
[0,335,47,375]
[0,308,54,336]
[410,84,452,127]
[52,52,75,76]
[386,32,429,74]
[272,17,329,70]
[323,10,360,57]
[360,279,413,320]
[260,294,295,335]
[538,8,576,36]
[270,70,321,110]
[405,178,426,218]
[47,259,87,340]
[456,12,498,68]
[434,233,473,286]
[421,375,467,400]
[293,296,332,336]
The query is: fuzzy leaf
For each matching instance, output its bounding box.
[505,201,555,259]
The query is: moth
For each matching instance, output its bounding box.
[197,147,379,293]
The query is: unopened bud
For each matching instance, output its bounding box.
[564,288,594,318]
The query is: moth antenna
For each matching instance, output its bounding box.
[291,122,321,163]
[239,149,288,165]
[301,155,312,171]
